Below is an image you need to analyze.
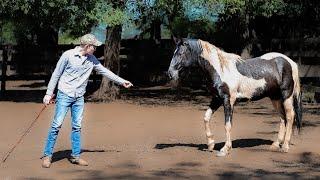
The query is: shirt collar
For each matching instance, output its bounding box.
[74,46,84,57]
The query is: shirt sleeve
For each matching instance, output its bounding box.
[93,59,126,85]
[45,52,68,96]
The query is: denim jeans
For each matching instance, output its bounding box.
[43,90,84,158]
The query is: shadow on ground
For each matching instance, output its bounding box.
[119,87,211,107]
[0,90,45,103]
[217,152,320,179]
[32,151,320,179]
[154,138,273,152]
[0,86,210,105]
[50,149,120,163]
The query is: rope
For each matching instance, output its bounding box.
[1,104,48,163]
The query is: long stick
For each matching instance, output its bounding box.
[1,105,47,163]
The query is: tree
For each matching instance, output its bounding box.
[136,0,223,39]
[213,0,320,57]
[1,0,99,44]
[212,0,287,56]
[89,0,128,101]
[1,0,100,74]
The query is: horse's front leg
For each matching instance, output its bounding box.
[216,95,236,157]
[204,98,222,151]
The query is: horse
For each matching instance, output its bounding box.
[167,38,302,157]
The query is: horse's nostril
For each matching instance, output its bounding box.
[167,71,172,79]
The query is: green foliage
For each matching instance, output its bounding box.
[1,0,100,44]
[1,0,319,45]
[91,0,128,27]
[0,21,17,44]
[219,0,305,20]
[171,17,216,38]
[58,31,80,44]
[132,0,224,38]
[106,8,128,27]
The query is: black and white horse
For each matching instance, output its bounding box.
[168,38,302,156]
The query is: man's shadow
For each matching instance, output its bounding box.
[50,149,116,163]
[154,138,273,151]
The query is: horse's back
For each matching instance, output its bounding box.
[236,57,283,80]
[260,52,298,72]
[236,56,294,100]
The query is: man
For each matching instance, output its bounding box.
[41,34,133,168]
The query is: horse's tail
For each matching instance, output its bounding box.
[293,69,303,132]
[283,55,303,132]
[282,55,303,132]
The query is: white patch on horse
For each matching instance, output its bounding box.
[199,40,266,99]
[204,108,213,122]
[173,48,178,55]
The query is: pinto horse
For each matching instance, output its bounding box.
[168,38,302,156]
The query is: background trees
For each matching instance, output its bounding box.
[1,0,99,45]
[1,0,319,100]
[1,0,100,77]
[214,0,320,57]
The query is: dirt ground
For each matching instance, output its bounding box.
[0,82,320,179]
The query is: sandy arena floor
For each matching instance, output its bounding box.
[0,95,319,179]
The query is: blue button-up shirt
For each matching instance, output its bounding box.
[46,46,126,97]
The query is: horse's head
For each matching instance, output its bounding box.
[168,38,201,81]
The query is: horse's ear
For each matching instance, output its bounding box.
[172,35,181,45]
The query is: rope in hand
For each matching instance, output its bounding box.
[1,95,55,163]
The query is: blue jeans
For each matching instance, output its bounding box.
[43,90,84,158]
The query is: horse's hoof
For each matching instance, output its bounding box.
[269,144,280,151]
[280,143,289,153]
[216,151,228,157]
[280,147,289,153]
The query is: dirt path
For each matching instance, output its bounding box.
[0,98,319,179]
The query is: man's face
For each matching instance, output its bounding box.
[86,44,96,55]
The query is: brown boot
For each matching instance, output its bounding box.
[41,156,52,168]
[69,157,89,166]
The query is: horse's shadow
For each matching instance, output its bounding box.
[154,138,273,151]
[50,149,110,163]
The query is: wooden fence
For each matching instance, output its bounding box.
[0,40,175,92]
[268,38,320,85]
[1,38,319,93]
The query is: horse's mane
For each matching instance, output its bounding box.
[197,39,243,71]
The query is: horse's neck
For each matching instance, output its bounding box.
[197,56,217,82]
[198,39,242,64]
[199,40,243,74]
[196,40,245,85]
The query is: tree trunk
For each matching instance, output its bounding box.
[91,25,122,101]
[150,19,161,44]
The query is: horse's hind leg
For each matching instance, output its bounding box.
[281,96,295,152]
[270,100,287,150]
[204,98,222,151]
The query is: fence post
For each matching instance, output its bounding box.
[1,46,8,93]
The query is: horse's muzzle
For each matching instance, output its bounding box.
[167,70,173,79]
